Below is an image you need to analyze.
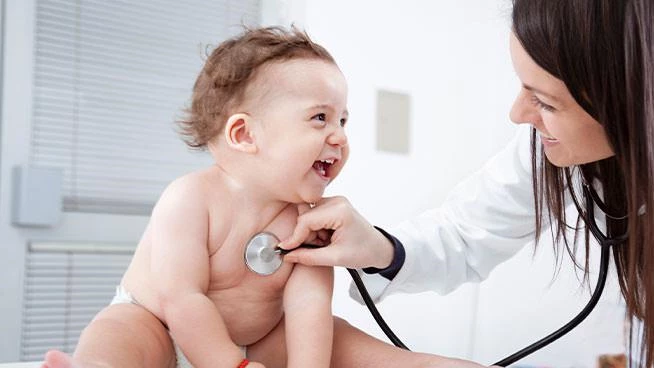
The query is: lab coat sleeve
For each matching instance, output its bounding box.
[350,126,537,302]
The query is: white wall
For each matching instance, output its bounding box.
[272,0,628,366]
[307,0,519,222]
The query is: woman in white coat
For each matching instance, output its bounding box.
[280,0,654,365]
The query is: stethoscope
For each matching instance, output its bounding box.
[243,183,627,366]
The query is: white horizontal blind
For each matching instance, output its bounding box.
[30,0,261,214]
[20,242,134,361]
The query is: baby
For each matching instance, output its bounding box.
[43,26,349,368]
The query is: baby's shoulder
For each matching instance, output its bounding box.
[154,168,224,212]
[163,171,207,197]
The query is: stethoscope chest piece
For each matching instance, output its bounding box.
[244,232,283,276]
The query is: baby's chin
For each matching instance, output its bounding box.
[299,191,327,205]
[302,195,323,205]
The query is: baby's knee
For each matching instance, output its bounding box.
[79,304,175,367]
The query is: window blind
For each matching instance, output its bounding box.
[21,242,134,362]
[29,0,261,215]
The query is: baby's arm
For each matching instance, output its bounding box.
[283,264,334,367]
[149,178,244,368]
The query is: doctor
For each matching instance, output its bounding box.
[280,0,654,365]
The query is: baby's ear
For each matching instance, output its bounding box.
[224,113,257,153]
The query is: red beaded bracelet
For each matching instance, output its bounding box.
[237,358,249,368]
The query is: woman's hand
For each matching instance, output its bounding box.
[278,196,394,269]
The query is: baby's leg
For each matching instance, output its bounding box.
[248,316,485,368]
[42,303,175,368]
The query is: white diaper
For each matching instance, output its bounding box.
[110,285,139,305]
[110,286,246,368]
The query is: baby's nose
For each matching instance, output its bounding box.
[328,127,348,146]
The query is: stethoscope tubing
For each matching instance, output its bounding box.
[347,243,611,366]
[347,268,409,350]
[491,243,610,366]
[348,184,620,366]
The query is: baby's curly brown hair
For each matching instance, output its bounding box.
[178,26,336,149]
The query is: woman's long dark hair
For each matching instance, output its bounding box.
[513,0,654,365]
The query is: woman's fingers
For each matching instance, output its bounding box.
[279,196,394,269]
[278,198,345,250]
[282,245,338,267]
[278,213,326,250]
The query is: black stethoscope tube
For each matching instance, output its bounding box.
[347,244,610,366]
[492,243,610,366]
[347,267,409,350]
[348,184,620,366]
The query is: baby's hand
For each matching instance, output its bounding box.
[245,361,266,368]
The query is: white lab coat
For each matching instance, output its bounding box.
[351,125,539,302]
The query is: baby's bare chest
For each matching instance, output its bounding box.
[203,207,299,344]
[206,206,298,292]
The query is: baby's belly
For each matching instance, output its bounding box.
[210,290,284,346]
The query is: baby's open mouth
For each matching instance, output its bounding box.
[313,159,335,178]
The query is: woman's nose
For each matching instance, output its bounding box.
[510,89,537,126]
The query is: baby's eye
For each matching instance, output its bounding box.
[340,118,347,127]
[311,113,328,126]
[312,113,327,122]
